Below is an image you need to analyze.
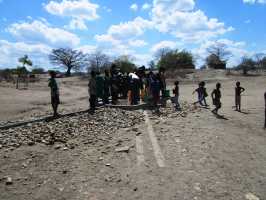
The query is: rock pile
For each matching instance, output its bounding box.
[0,108,144,149]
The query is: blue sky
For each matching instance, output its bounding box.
[0,0,266,69]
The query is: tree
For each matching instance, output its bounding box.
[18,55,33,70]
[254,53,266,69]
[206,42,231,69]
[236,57,256,75]
[148,60,156,70]
[154,48,171,61]
[31,67,45,74]
[206,54,226,69]
[49,48,86,77]
[87,51,111,72]
[157,49,195,70]
[261,56,266,69]
[113,55,137,74]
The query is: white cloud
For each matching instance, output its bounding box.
[0,40,51,68]
[244,19,251,24]
[67,18,88,30]
[151,0,233,43]
[44,0,99,30]
[142,3,151,10]
[128,40,148,47]
[193,39,249,67]
[95,17,153,45]
[243,0,266,4]
[130,3,138,11]
[151,41,181,53]
[103,6,112,13]
[7,20,80,47]
[77,45,98,54]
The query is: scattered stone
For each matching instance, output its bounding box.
[27,141,35,146]
[54,144,62,150]
[133,187,138,191]
[136,132,142,136]
[62,170,68,174]
[22,163,28,168]
[245,193,260,200]
[0,108,144,150]
[115,146,130,153]
[105,163,111,167]
[98,157,104,161]
[5,177,13,185]
[194,183,201,192]
[132,127,138,132]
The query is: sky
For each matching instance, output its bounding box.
[0,0,266,69]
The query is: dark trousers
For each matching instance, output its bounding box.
[265,108,266,128]
[89,95,97,111]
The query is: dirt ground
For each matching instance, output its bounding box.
[0,70,266,200]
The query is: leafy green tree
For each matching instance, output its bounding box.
[113,55,137,73]
[157,49,195,70]
[206,54,226,69]
[18,55,33,69]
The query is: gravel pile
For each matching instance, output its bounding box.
[0,108,144,149]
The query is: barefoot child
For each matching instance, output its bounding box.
[202,81,209,107]
[211,83,222,115]
[48,71,60,117]
[264,91,266,129]
[88,70,97,114]
[193,82,208,106]
[173,81,181,111]
[193,82,204,106]
[235,81,245,112]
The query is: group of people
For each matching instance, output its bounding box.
[88,64,168,113]
[192,81,246,115]
[48,67,266,129]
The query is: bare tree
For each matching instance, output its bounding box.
[49,48,86,77]
[237,56,256,75]
[254,53,266,68]
[87,51,111,72]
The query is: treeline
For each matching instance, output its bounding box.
[1,42,266,80]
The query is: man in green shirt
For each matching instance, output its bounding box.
[48,71,60,117]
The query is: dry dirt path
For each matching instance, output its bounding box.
[1,93,266,199]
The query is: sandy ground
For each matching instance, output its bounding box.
[0,76,89,123]
[0,70,266,200]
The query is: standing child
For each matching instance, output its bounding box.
[103,70,110,105]
[173,81,181,111]
[235,81,245,112]
[48,71,60,117]
[88,70,97,114]
[264,91,266,129]
[201,81,209,107]
[211,83,222,115]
